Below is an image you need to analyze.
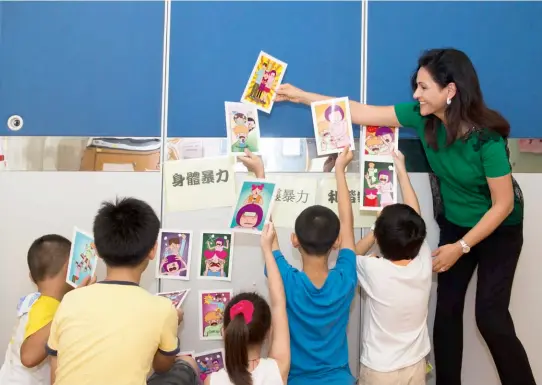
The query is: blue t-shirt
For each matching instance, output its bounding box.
[265,248,357,385]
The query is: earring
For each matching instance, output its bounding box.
[446,98,451,105]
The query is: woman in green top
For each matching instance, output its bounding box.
[275,49,534,385]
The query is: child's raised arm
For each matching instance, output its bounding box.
[261,223,290,383]
[393,150,421,215]
[335,147,355,251]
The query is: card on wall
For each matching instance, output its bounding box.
[155,229,193,280]
[311,97,355,156]
[229,179,278,234]
[360,126,400,211]
[195,348,226,382]
[66,227,98,288]
[157,289,190,309]
[361,160,397,210]
[362,126,399,156]
[241,51,287,114]
[225,102,261,155]
[198,231,234,281]
[198,289,233,341]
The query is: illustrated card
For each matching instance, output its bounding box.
[156,230,193,280]
[361,159,398,211]
[178,351,195,358]
[198,231,234,281]
[241,51,287,114]
[157,289,190,309]
[311,97,355,156]
[194,348,225,382]
[225,102,261,155]
[198,290,233,341]
[229,179,278,234]
[66,227,98,288]
[362,126,399,156]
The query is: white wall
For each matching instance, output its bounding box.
[0,171,539,384]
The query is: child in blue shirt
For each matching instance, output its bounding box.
[259,148,358,385]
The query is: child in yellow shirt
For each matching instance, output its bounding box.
[46,197,198,385]
[0,234,94,385]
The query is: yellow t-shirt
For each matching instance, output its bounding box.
[25,295,60,339]
[46,281,180,385]
[0,293,59,385]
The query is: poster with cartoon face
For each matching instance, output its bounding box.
[362,126,399,156]
[157,289,190,309]
[241,51,287,114]
[194,349,225,382]
[198,290,232,341]
[198,232,234,281]
[225,102,260,155]
[311,97,355,156]
[66,227,98,288]
[156,230,193,280]
[361,160,397,211]
[228,179,278,234]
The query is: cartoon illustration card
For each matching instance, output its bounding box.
[228,179,278,234]
[198,231,234,281]
[156,230,193,280]
[157,289,190,309]
[66,227,98,288]
[362,126,399,156]
[198,290,233,341]
[361,159,398,211]
[194,349,225,382]
[241,51,287,114]
[225,102,261,155]
[311,97,355,156]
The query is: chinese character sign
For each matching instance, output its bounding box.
[164,156,236,212]
[317,176,377,228]
[270,176,317,228]
[229,179,278,234]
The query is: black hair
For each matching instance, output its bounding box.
[294,205,340,255]
[27,234,71,283]
[374,204,426,261]
[224,292,272,385]
[93,197,160,267]
[411,48,510,150]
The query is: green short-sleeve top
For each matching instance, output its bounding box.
[394,102,523,227]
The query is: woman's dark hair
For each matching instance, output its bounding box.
[411,48,510,150]
[224,292,272,385]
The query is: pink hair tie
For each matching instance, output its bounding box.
[229,300,254,324]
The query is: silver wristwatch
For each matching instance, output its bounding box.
[459,238,470,253]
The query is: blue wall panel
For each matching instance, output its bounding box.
[168,1,361,138]
[0,1,164,137]
[367,1,542,138]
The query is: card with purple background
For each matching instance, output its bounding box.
[198,290,232,341]
[195,349,225,382]
[156,230,193,280]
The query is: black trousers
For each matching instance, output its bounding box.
[433,216,536,385]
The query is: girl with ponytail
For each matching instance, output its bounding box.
[205,151,290,385]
